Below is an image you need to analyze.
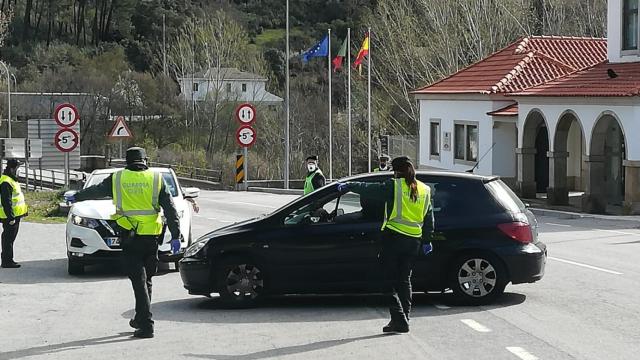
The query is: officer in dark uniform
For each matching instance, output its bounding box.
[339,156,434,333]
[374,155,392,172]
[303,155,326,195]
[66,147,181,338]
[0,159,28,268]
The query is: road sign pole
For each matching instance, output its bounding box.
[64,152,69,187]
[119,140,123,159]
[243,147,248,191]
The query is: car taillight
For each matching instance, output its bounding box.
[498,222,533,244]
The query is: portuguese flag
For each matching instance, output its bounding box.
[332,36,348,72]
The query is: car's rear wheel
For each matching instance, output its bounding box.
[67,258,85,275]
[216,257,266,308]
[449,253,507,305]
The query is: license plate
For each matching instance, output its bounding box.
[106,237,121,247]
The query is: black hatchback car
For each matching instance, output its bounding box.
[179,171,546,308]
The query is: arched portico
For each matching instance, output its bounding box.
[517,109,549,198]
[583,112,627,214]
[548,111,585,205]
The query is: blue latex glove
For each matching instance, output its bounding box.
[64,194,76,203]
[422,242,433,255]
[171,239,181,255]
[336,182,349,194]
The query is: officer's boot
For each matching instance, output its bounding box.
[383,314,409,333]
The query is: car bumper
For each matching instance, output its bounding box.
[499,241,547,284]
[67,221,185,263]
[179,257,212,295]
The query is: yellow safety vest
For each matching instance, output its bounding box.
[112,169,163,235]
[0,175,27,219]
[304,169,323,195]
[383,178,430,238]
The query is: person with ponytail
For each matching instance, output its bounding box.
[338,156,434,334]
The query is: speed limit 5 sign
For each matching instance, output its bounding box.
[54,128,79,152]
[236,125,256,148]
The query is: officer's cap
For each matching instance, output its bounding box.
[5,159,22,168]
[126,147,147,164]
[306,155,319,162]
[391,156,413,169]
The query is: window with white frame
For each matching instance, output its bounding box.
[430,120,440,157]
[226,83,232,92]
[192,82,199,92]
[454,122,478,162]
[623,0,639,50]
[242,83,247,92]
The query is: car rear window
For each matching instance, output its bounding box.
[484,179,526,213]
[418,176,501,217]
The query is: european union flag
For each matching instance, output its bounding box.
[302,35,329,63]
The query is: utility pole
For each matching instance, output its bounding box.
[284,0,290,189]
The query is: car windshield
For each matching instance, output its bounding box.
[84,170,179,197]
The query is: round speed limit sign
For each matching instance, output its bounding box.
[236,125,257,148]
[235,103,256,125]
[54,128,79,152]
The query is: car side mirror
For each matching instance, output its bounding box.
[183,187,200,199]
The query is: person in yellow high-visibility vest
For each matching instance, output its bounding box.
[0,159,28,269]
[303,155,326,195]
[373,154,392,172]
[67,147,181,339]
[338,156,434,334]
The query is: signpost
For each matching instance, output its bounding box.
[108,116,134,158]
[53,103,80,187]
[235,103,257,191]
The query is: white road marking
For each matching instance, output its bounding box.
[229,201,278,209]
[194,215,235,223]
[506,347,539,360]
[548,256,623,275]
[597,229,639,236]
[460,319,491,333]
[544,222,572,227]
[433,303,451,310]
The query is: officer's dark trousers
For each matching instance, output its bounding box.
[380,229,420,322]
[122,235,159,332]
[1,218,20,264]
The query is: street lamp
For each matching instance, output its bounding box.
[0,61,11,138]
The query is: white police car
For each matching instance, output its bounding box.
[65,167,199,275]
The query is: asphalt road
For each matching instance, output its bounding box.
[2,190,640,359]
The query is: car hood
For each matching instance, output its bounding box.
[198,216,264,241]
[70,200,116,219]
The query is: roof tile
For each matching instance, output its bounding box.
[414,36,607,95]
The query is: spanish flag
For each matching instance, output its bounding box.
[353,32,369,70]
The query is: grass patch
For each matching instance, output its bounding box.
[24,190,68,224]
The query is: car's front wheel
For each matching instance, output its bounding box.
[215,257,266,308]
[67,258,84,275]
[449,253,507,305]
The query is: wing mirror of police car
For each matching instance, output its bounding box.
[183,187,200,199]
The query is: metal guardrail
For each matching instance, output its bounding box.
[16,167,85,190]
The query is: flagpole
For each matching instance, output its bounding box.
[284,0,290,189]
[347,28,352,176]
[367,27,372,172]
[328,28,333,181]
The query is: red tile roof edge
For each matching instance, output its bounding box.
[412,35,607,95]
[487,103,519,116]
[411,36,527,95]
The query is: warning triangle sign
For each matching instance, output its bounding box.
[108,116,133,139]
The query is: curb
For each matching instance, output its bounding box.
[530,207,640,225]
[248,187,303,196]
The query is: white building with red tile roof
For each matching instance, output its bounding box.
[415,0,640,214]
